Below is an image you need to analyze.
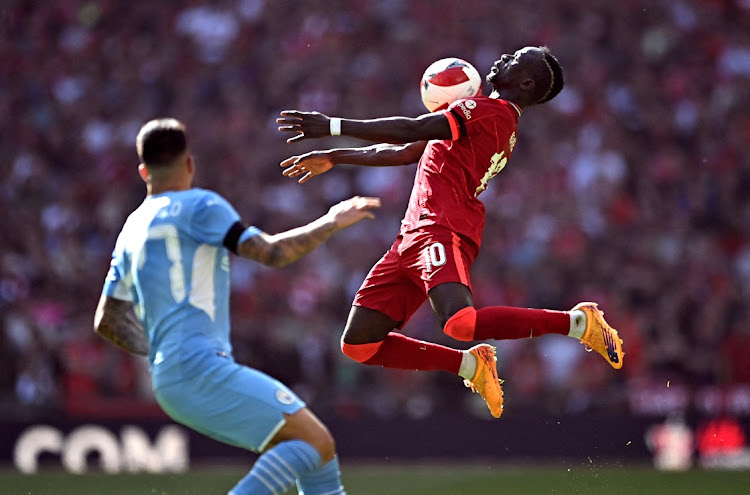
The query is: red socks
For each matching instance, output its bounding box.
[340,306,570,373]
[342,333,462,374]
[445,306,570,341]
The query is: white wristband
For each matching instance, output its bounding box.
[330,117,341,136]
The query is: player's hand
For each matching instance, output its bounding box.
[326,196,381,230]
[277,110,331,143]
[280,152,334,183]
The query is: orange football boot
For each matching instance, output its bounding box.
[464,344,504,418]
[573,302,624,369]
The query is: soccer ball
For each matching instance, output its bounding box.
[420,57,483,112]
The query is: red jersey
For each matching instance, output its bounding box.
[400,96,522,254]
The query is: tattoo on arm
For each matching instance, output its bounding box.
[94,296,149,356]
[236,216,337,268]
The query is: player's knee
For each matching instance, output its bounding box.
[320,432,336,464]
[340,339,382,363]
[278,409,336,464]
[308,426,336,464]
[443,306,477,341]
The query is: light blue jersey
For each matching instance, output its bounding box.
[101,187,306,452]
[102,188,258,377]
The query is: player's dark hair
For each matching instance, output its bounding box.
[536,47,564,104]
[136,118,188,167]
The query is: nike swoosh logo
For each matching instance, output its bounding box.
[424,267,444,281]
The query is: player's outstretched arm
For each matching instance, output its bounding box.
[277,110,452,144]
[94,295,149,356]
[281,142,427,183]
[237,196,381,267]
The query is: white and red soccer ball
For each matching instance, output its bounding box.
[420,57,482,112]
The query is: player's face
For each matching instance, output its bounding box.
[487,47,541,86]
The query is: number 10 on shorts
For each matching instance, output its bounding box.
[425,242,447,272]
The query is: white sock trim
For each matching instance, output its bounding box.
[458,351,477,380]
[251,468,281,495]
[329,117,341,136]
[568,309,586,340]
[265,451,299,482]
[255,463,287,491]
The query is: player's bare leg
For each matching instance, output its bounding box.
[265,408,335,462]
[433,284,625,369]
[341,306,466,373]
[342,305,396,345]
[429,284,626,418]
[232,408,345,495]
[428,282,474,328]
[429,283,505,418]
[341,298,504,418]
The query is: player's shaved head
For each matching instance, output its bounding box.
[510,46,564,105]
[532,47,564,104]
[137,118,188,168]
[487,46,564,108]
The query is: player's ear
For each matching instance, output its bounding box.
[520,77,535,93]
[138,163,149,183]
[186,154,195,175]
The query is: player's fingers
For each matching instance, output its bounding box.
[281,163,301,175]
[286,134,305,143]
[299,172,314,183]
[276,119,302,127]
[279,110,303,117]
[353,197,381,209]
[280,156,298,168]
[277,124,300,132]
[278,113,303,122]
[362,197,381,208]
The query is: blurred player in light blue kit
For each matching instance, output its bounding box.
[94,118,380,495]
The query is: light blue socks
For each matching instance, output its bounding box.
[229,440,345,495]
[297,456,345,495]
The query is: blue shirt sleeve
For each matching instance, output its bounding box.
[191,191,242,246]
[102,235,132,300]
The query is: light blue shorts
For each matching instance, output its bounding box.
[152,350,305,452]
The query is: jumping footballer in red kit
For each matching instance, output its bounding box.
[277,46,624,418]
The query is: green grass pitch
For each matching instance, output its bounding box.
[2,464,750,495]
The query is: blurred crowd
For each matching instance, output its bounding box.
[1,0,749,421]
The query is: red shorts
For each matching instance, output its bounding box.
[353,226,477,326]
